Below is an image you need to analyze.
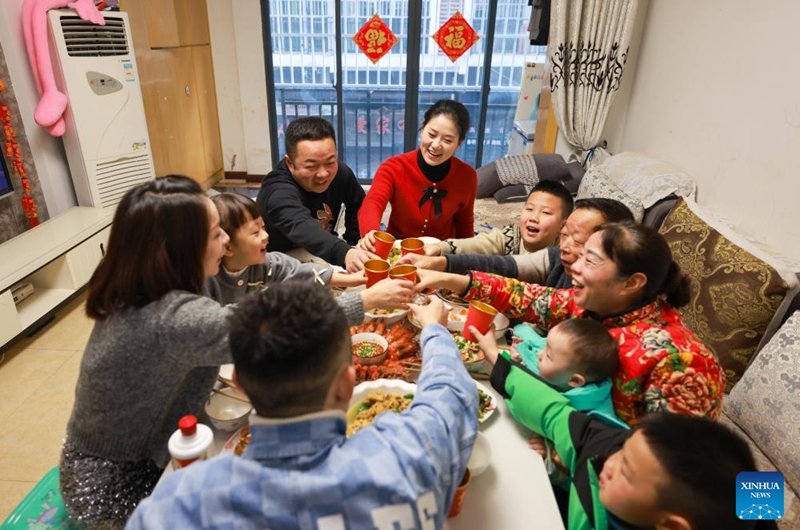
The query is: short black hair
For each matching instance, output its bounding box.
[574,197,635,223]
[422,99,471,142]
[555,318,618,383]
[284,117,336,161]
[639,413,766,530]
[529,180,575,220]
[227,281,350,416]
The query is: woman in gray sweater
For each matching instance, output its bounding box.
[59,176,234,529]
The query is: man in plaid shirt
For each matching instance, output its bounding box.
[127,281,478,530]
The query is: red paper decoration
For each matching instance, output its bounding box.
[432,12,480,62]
[0,75,40,228]
[353,14,398,64]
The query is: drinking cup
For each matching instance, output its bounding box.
[364,259,390,288]
[372,231,396,260]
[400,237,425,256]
[462,301,498,342]
[388,264,417,283]
[447,469,471,518]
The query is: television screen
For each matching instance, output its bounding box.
[0,154,13,199]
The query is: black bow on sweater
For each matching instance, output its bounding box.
[419,186,448,218]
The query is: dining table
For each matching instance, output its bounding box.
[191,366,566,530]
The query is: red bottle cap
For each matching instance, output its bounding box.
[178,415,198,436]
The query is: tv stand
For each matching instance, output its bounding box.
[0,207,113,353]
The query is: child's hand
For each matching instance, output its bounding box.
[330,270,366,288]
[467,325,500,366]
[509,344,523,364]
[527,433,548,456]
[361,278,414,312]
[357,231,377,253]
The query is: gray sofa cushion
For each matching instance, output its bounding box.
[724,311,800,496]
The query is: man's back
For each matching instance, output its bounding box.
[126,325,477,530]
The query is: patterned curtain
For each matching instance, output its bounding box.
[549,0,639,162]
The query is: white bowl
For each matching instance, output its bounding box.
[468,431,492,476]
[351,332,389,365]
[447,308,511,339]
[205,391,252,432]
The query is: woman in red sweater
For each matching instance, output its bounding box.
[358,100,477,245]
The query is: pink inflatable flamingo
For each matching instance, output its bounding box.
[21,0,105,137]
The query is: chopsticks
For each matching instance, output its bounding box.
[211,386,251,404]
[213,375,251,404]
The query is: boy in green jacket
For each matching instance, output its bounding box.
[487,349,776,530]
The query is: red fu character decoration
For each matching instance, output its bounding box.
[353,14,398,65]
[432,12,480,62]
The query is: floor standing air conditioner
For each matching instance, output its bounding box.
[48,9,155,209]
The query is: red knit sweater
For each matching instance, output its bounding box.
[359,150,477,240]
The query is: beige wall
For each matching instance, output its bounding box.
[601,0,800,262]
[207,0,272,176]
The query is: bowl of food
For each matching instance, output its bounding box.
[364,307,409,326]
[351,332,389,365]
[468,431,492,477]
[453,333,487,372]
[437,288,469,308]
[204,390,252,432]
[347,379,417,436]
[475,381,497,423]
[447,306,510,339]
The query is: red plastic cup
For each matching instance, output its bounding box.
[388,264,417,283]
[364,259,390,288]
[462,301,498,342]
[372,231,396,260]
[448,469,471,518]
[400,237,425,256]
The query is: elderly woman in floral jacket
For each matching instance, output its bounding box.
[417,220,724,426]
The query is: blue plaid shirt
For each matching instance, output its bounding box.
[126,324,478,530]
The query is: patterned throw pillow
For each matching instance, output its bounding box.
[600,152,696,208]
[575,166,645,222]
[724,311,800,495]
[659,199,799,390]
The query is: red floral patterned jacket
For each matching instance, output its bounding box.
[466,272,725,426]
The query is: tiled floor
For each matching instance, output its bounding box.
[0,292,91,522]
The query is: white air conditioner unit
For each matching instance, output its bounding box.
[48,9,155,209]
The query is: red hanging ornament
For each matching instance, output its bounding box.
[0,104,10,121]
[20,176,40,228]
[0,77,6,92]
[432,12,480,62]
[12,158,26,176]
[353,14,399,65]
[3,121,14,140]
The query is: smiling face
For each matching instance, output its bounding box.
[519,191,566,252]
[559,208,606,276]
[419,114,461,166]
[202,196,230,278]
[226,214,269,271]
[569,230,633,316]
[286,138,338,193]
[598,431,670,528]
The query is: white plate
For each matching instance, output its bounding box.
[364,307,409,325]
[221,424,250,456]
[347,378,495,424]
[475,380,497,423]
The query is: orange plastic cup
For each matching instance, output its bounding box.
[372,231,396,260]
[400,237,425,256]
[388,264,417,283]
[462,301,498,342]
[448,469,471,518]
[364,259,390,288]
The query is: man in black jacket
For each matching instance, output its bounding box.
[257,118,376,271]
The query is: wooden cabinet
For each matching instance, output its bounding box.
[0,208,112,352]
[120,0,222,188]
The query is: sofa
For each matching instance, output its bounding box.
[477,152,800,528]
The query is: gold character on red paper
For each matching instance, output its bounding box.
[365,29,388,54]
[3,121,15,140]
[444,25,467,50]
[12,159,27,176]
[0,104,10,121]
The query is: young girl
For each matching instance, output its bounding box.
[206,193,413,323]
[60,176,234,529]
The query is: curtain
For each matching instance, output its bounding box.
[548,0,639,164]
